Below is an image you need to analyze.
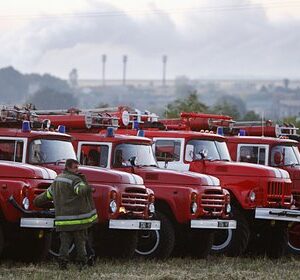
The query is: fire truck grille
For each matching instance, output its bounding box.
[121,188,148,215]
[201,189,226,215]
[267,182,292,207]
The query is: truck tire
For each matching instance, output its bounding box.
[109,230,138,258]
[264,224,287,258]
[0,224,4,257]
[135,212,175,259]
[287,222,300,255]
[211,206,250,256]
[187,230,214,258]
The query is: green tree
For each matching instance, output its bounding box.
[242,110,261,121]
[210,101,240,119]
[165,91,208,118]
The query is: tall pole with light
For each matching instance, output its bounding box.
[122,55,128,86]
[102,54,106,87]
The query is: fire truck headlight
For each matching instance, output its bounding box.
[191,202,198,214]
[148,203,155,214]
[226,204,231,214]
[249,191,256,202]
[22,197,30,210]
[109,200,118,213]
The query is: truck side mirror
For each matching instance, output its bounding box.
[185,144,194,162]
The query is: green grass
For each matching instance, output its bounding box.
[0,256,299,280]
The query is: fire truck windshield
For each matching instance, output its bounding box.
[186,139,231,161]
[270,145,300,166]
[113,143,157,167]
[29,139,77,164]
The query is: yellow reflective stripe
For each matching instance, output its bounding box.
[55,214,98,226]
[46,189,52,199]
[74,182,86,195]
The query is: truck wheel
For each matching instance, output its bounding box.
[211,206,250,256]
[48,231,75,258]
[0,224,4,257]
[187,230,214,258]
[287,222,300,255]
[135,212,175,259]
[110,230,138,258]
[264,224,287,258]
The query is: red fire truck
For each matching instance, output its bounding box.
[34,108,236,259]
[90,107,299,258]
[0,106,159,258]
[157,111,300,256]
[216,119,300,254]
[0,161,56,261]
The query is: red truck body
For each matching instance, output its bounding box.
[35,110,236,258]
[225,133,300,254]
[0,107,160,258]
[98,108,299,257]
[0,161,56,260]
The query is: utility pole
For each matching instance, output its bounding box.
[122,55,127,86]
[102,54,106,87]
[162,55,167,87]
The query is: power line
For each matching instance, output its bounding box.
[0,1,299,21]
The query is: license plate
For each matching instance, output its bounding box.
[218,221,229,228]
[139,222,152,229]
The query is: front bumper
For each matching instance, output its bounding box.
[191,219,237,229]
[20,217,54,228]
[255,208,300,222]
[109,219,161,230]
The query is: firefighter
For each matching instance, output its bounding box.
[34,159,98,269]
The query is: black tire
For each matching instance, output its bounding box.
[187,230,214,258]
[211,206,250,257]
[286,222,300,255]
[264,224,287,258]
[0,224,4,258]
[135,211,175,259]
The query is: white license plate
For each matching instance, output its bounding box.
[218,221,229,228]
[139,221,152,229]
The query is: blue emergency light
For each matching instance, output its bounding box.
[216,127,224,136]
[58,125,66,133]
[239,129,246,136]
[106,127,115,137]
[22,121,31,132]
[137,130,145,137]
[133,120,139,130]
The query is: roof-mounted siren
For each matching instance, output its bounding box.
[238,129,246,136]
[58,125,66,133]
[22,121,31,132]
[106,127,115,137]
[217,127,224,136]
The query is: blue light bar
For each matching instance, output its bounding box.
[133,120,139,130]
[137,130,145,137]
[239,129,246,136]
[22,121,31,132]
[58,125,66,134]
[216,127,224,136]
[106,127,115,137]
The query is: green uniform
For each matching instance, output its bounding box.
[34,170,98,263]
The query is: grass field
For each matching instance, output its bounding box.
[0,256,299,280]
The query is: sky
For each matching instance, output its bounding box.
[0,0,300,80]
